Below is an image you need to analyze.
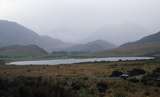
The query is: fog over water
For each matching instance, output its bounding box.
[0,0,160,44]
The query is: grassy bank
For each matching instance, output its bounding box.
[0,59,160,97]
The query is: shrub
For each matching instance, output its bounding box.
[0,60,5,65]
[97,82,108,93]
[114,92,126,97]
[127,68,146,77]
[110,71,123,77]
[0,77,98,97]
[129,78,139,83]
[141,68,160,87]
[152,68,160,75]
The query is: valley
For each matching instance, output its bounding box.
[1,1,160,97]
[0,20,159,97]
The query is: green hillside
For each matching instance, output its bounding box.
[0,45,48,59]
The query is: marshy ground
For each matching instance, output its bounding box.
[0,59,160,97]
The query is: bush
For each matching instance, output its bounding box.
[0,60,5,65]
[152,68,160,75]
[110,71,123,77]
[141,68,160,87]
[129,78,139,83]
[127,68,146,77]
[0,77,98,97]
[114,92,126,97]
[97,82,108,93]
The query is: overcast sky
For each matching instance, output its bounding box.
[0,0,160,45]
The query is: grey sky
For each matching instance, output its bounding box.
[0,0,160,44]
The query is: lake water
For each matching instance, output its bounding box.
[8,57,154,65]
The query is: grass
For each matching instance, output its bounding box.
[0,59,160,97]
[0,59,159,77]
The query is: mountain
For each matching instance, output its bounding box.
[64,40,116,52]
[0,20,40,47]
[82,23,148,45]
[0,45,48,58]
[97,31,160,56]
[0,20,72,52]
[39,36,73,52]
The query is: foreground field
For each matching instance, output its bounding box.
[0,59,159,77]
[0,59,160,97]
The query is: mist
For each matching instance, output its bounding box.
[1,0,160,45]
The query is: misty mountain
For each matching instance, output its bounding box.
[0,20,39,46]
[83,23,148,45]
[98,31,160,56]
[39,36,74,52]
[64,40,116,52]
[118,31,160,51]
[0,20,72,52]
[0,45,47,58]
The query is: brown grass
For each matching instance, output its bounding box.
[0,60,159,78]
[0,60,160,97]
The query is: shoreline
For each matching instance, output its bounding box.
[8,57,154,65]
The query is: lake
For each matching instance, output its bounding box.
[8,57,154,65]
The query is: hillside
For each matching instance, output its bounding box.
[97,31,160,56]
[39,36,73,52]
[0,20,72,52]
[0,45,48,58]
[64,40,116,52]
[0,20,39,47]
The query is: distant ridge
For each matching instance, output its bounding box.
[0,20,72,52]
[64,40,116,52]
[0,20,117,54]
[97,31,160,56]
[0,45,48,58]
